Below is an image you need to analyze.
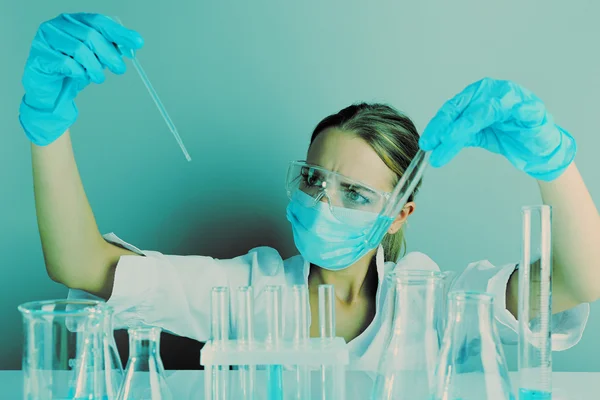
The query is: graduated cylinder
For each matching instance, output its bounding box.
[518,205,553,400]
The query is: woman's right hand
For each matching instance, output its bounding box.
[19,13,143,146]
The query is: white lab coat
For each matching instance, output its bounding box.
[69,233,589,371]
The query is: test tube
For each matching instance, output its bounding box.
[211,287,230,400]
[236,286,256,400]
[265,286,284,400]
[318,285,336,400]
[292,285,310,400]
[518,205,552,400]
[319,285,335,340]
[366,149,430,248]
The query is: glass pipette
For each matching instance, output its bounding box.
[113,17,191,161]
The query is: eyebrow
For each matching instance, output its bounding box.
[304,163,384,195]
[339,181,377,195]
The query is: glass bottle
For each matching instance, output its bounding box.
[118,326,173,400]
[371,270,446,400]
[432,291,514,400]
[19,299,123,400]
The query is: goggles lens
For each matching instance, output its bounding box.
[286,161,389,224]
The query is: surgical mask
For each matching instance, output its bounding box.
[286,190,380,270]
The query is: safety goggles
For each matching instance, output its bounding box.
[285,161,391,222]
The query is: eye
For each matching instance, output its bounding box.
[344,188,371,205]
[301,167,324,187]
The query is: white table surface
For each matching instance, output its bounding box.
[2,370,598,399]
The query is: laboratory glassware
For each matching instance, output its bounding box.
[366,149,430,248]
[265,285,284,400]
[518,205,552,400]
[19,299,123,400]
[113,16,191,162]
[200,284,349,400]
[208,286,231,400]
[291,284,311,400]
[117,326,172,400]
[103,305,125,398]
[319,284,337,400]
[371,270,446,400]
[236,286,256,400]
[432,291,514,400]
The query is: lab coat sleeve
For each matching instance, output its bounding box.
[452,260,589,351]
[68,233,286,342]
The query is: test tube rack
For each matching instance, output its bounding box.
[200,337,348,367]
[200,284,349,399]
[201,337,349,400]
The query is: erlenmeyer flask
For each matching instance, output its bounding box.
[19,299,123,400]
[103,305,125,398]
[118,326,173,400]
[371,270,446,400]
[432,291,514,400]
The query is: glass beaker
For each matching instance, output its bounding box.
[432,291,514,400]
[371,270,446,400]
[118,327,172,400]
[19,299,123,400]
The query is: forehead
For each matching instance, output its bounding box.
[306,128,396,192]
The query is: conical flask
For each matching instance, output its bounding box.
[117,327,173,400]
[371,270,446,400]
[432,291,514,400]
[19,300,123,400]
[103,305,125,398]
[72,303,124,399]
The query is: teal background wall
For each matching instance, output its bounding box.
[1,0,598,370]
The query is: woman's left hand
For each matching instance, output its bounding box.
[419,77,576,181]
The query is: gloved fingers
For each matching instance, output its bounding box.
[71,13,144,56]
[423,81,498,167]
[419,81,478,151]
[59,14,126,75]
[40,22,106,84]
[59,55,89,81]
[511,100,548,128]
[22,53,88,110]
[25,38,89,82]
[445,98,505,144]
[468,130,498,152]
[419,107,455,151]
[429,139,466,168]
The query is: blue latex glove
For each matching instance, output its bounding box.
[19,13,144,146]
[419,78,576,181]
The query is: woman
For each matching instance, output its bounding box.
[21,13,599,370]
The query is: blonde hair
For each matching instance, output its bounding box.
[310,103,422,263]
